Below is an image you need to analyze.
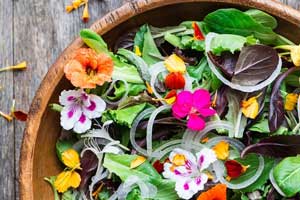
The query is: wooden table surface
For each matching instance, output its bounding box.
[0,0,299,199]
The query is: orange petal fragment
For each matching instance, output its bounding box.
[197,184,227,200]
[54,171,81,193]
[285,93,298,111]
[241,93,261,119]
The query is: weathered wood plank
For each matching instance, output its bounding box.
[0,0,15,199]
[280,0,300,9]
[13,0,125,199]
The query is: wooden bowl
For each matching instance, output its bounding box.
[19,0,300,199]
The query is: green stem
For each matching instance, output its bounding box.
[49,104,63,112]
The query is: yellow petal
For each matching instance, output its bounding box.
[54,171,81,193]
[290,46,300,67]
[241,95,260,119]
[62,149,81,169]
[0,61,27,72]
[172,154,186,166]
[164,54,186,73]
[285,93,298,111]
[213,141,229,160]
[82,3,89,22]
[146,82,153,94]
[0,111,13,121]
[134,46,142,57]
[165,96,176,105]
[130,156,146,169]
[66,5,74,13]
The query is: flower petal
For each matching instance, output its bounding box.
[175,178,197,200]
[198,108,216,117]
[172,91,193,119]
[60,105,82,130]
[169,148,196,166]
[82,94,106,119]
[197,184,227,200]
[59,89,81,106]
[196,148,217,171]
[73,114,91,133]
[192,89,211,111]
[62,149,81,169]
[54,171,81,193]
[187,114,205,131]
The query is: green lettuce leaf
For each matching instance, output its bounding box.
[244,9,277,29]
[142,25,162,65]
[210,34,249,55]
[101,103,147,127]
[273,156,300,197]
[204,8,278,45]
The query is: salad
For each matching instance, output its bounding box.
[45,8,300,200]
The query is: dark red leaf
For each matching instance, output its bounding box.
[13,111,27,121]
[214,86,228,117]
[241,135,300,158]
[79,150,98,190]
[207,51,239,78]
[269,67,300,132]
[232,45,279,86]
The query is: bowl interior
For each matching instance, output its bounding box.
[32,2,300,199]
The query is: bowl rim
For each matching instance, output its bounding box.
[19,0,300,199]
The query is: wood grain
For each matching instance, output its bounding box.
[0,0,298,199]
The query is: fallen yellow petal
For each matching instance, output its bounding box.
[130,156,146,169]
[213,141,229,160]
[0,111,13,121]
[62,149,81,169]
[72,0,84,9]
[285,93,298,111]
[290,46,300,67]
[134,46,142,57]
[164,54,186,73]
[165,96,176,105]
[82,2,89,22]
[66,5,74,13]
[146,82,153,94]
[241,94,261,119]
[54,171,81,193]
[0,61,27,73]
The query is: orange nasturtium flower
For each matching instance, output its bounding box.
[54,149,81,193]
[197,184,227,200]
[64,48,113,89]
[285,93,298,111]
[192,22,205,41]
[213,141,229,160]
[225,160,249,181]
[241,93,261,119]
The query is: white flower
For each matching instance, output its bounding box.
[162,148,217,199]
[59,89,106,133]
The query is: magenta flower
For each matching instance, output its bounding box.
[172,89,216,131]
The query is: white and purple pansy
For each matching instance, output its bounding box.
[59,89,106,133]
[162,148,217,199]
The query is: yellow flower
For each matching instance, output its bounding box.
[213,141,229,160]
[62,149,81,169]
[130,156,146,169]
[241,94,261,119]
[276,45,300,67]
[134,46,142,57]
[54,171,81,193]
[285,93,298,111]
[164,54,186,73]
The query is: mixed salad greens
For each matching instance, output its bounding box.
[46,8,300,200]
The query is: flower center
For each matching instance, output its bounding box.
[86,66,97,76]
[190,107,198,115]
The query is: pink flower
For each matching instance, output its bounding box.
[172,89,216,131]
[59,89,106,133]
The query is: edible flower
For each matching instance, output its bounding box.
[59,89,106,133]
[0,99,27,122]
[130,156,146,169]
[164,90,177,105]
[225,160,249,181]
[0,61,27,73]
[285,93,298,111]
[276,45,300,66]
[172,89,216,131]
[82,2,89,22]
[64,48,113,89]
[164,54,186,73]
[54,148,81,193]
[212,141,229,160]
[192,22,205,41]
[241,93,261,119]
[134,45,142,57]
[165,72,186,90]
[153,160,164,173]
[197,184,227,200]
[162,148,217,199]
[66,0,89,22]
